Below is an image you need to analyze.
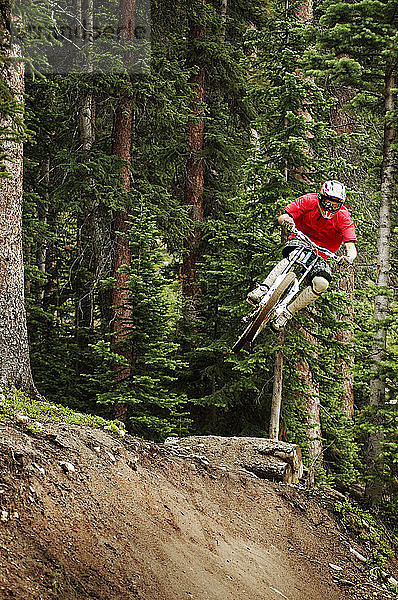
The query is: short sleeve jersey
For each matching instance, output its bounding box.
[285,193,356,254]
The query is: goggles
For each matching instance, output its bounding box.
[319,195,343,213]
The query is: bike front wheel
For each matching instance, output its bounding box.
[232,271,296,353]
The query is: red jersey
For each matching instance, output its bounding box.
[285,193,356,254]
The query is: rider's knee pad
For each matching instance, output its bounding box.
[308,258,332,287]
[312,276,329,295]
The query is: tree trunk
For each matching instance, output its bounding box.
[334,264,355,418]
[220,0,227,41]
[269,330,285,439]
[111,96,133,390]
[110,0,136,421]
[76,0,96,349]
[182,7,206,298]
[269,207,289,439]
[244,460,293,483]
[365,69,396,502]
[37,159,50,304]
[330,84,355,417]
[330,85,355,136]
[165,436,303,484]
[295,0,323,484]
[75,0,83,41]
[0,8,37,396]
[296,0,313,22]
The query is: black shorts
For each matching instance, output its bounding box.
[282,240,332,284]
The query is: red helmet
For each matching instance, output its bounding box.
[318,180,346,219]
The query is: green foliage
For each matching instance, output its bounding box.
[334,499,395,578]
[78,200,192,441]
[356,403,398,495]
[14,0,398,527]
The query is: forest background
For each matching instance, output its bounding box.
[0,0,397,527]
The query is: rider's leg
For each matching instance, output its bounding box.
[247,258,289,305]
[272,276,329,329]
[247,240,304,305]
[288,276,329,314]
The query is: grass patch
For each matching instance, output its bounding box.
[0,386,126,436]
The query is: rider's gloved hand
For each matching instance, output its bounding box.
[279,214,295,230]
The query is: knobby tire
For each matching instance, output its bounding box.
[232,271,296,353]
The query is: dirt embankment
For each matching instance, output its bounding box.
[0,418,396,600]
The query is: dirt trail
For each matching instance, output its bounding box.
[0,418,396,600]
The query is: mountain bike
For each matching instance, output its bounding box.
[232,228,343,353]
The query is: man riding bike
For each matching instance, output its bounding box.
[247,180,357,330]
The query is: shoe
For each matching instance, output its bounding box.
[271,308,293,331]
[247,284,269,306]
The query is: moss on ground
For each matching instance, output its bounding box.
[0,385,126,436]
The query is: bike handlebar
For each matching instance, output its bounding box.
[289,226,347,263]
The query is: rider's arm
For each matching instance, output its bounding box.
[344,241,357,264]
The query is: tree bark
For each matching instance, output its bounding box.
[244,460,293,483]
[110,0,136,421]
[0,7,37,396]
[330,85,355,137]
[182,6,206,298]
[269,215,289,439]
[296,0,313,22]
[294,0,323,484]
[257,439,303,475]
[111,96,133,393]
[365,69,396,502]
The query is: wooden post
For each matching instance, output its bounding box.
[269,330,285,439]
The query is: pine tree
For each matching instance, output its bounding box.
[309,0,398,500]
[182,0,206,298]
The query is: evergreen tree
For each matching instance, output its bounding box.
[308,0,398,500]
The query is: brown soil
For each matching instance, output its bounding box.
[0,417,396,600]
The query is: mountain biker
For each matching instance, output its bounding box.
[247,180,357,330]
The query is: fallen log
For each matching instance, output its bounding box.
[164,436,303,485]
[244,459,293,484]
[255,440,303,477]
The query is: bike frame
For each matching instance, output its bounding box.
[250,229,338,336]
[233,227,343,351]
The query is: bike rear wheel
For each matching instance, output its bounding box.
[232,271,296,353]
